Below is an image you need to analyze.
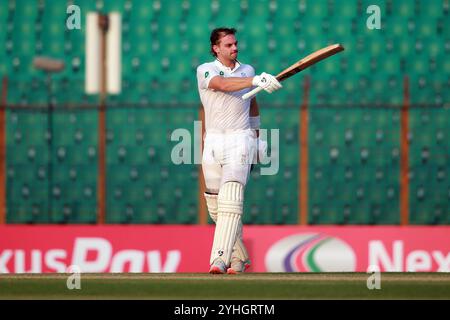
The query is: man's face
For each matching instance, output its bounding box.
[214,34,238,61]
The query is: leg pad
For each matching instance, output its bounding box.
[210,182,244,265]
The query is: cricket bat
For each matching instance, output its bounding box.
[242,43,344,100]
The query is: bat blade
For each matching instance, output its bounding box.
[276,44,344,82]
[242,44,344,100]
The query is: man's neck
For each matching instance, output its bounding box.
[217,57,235,69]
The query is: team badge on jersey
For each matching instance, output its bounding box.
[205,71,209,78]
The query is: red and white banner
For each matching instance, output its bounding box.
[0,225,449,273]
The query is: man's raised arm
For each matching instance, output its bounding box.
[209,73,282,93]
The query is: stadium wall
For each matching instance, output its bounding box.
[0,225,449,273]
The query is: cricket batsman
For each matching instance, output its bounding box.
[196,27,282,274]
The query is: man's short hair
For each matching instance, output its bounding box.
[210,27,237,57]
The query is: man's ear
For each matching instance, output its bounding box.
[213,44,220,55]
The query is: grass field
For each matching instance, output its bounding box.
[1,273,449,300]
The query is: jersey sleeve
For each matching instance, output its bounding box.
[247,65,256,77]
[197,64,220,90]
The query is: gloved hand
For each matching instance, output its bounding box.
[252,72,282,93]
[250,136,268,165]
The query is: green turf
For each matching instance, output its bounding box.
[0,273,449,299]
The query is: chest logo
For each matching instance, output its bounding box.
[205,71,209,78]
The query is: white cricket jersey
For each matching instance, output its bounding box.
[196,59,255,131]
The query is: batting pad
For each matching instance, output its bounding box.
[205,192,249,263]
[232,222,249,263]
[210,182,244,265]
[204,193,218,221]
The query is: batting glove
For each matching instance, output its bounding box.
[252,72,282,93]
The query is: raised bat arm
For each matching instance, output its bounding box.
[242,44,344,100]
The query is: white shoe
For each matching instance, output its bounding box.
[227,258,251,274]
[209,258,227,274]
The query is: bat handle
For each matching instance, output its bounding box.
[242,86,264,100]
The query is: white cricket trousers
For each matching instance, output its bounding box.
[202,129,257,193]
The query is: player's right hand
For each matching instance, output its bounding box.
[252,72,282,93]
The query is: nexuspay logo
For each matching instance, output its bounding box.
[265,233,356,272]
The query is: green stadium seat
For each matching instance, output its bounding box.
[3,0,448,225]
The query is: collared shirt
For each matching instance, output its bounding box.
[196,59,255,131]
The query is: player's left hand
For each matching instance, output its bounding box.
[251,137,268,165]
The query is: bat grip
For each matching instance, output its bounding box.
[242,86,263,100]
